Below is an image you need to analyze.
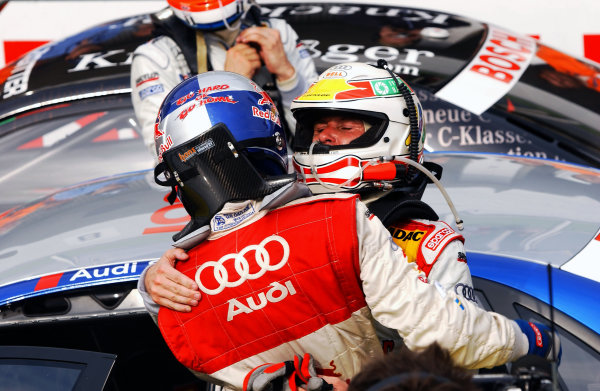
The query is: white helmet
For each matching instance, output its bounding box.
[291,61,425,195]
[167,0,244,30]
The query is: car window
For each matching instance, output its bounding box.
[0,358,84,390]
[0,346,115,391]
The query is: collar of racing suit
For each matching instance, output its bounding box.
[173,181,311,250]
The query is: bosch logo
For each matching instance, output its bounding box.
[454,283,477,303]
[194,235,290,295]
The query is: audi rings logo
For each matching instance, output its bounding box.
[194,235,290,295]
[454,283,477,303]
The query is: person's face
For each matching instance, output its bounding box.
[312,116,365,145]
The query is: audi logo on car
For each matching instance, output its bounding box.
[194,235,290,295]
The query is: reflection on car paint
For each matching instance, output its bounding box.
[143,194,190,235]
[17,111,106,150]
[92,127,139,142]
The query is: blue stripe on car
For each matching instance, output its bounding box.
[469,251,600,335]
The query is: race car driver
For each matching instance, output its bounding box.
[130,0,317,158]
[140,69,559,390]
[289,60,475,352]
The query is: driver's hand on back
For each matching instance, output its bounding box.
[144,247,200,312]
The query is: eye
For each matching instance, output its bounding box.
[313,124,326,133]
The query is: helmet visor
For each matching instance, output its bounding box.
[159,122,292,225]
[292,109,388,153]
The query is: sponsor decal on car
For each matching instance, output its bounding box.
[143,194,190,235]
[262,4,450,25]
[67,49,132,72]
[436,25,536,114]
[0,260,153,306]
[3,46,49,99]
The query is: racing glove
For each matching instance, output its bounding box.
[515,320,562,365]
[243,353,333,391]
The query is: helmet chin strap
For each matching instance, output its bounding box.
[306,142,464,230]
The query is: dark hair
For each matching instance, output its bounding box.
[348,343,480,391]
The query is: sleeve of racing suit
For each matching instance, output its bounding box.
[268,18,318,133]
[130,36,191,159]
[355,201,529,369]
[427,239,480,307]
[137,263,160,322]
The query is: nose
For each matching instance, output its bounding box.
[317,125,337,145]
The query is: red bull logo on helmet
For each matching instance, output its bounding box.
[250,80,276,106]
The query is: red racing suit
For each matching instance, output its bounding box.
[156,192,528,390]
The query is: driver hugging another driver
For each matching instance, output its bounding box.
[137,60,561,390]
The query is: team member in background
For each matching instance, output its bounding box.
[140,68,559,390]
[130,0,317,158]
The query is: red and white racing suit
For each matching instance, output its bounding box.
[147,186,528,390]
[130,14,318,156]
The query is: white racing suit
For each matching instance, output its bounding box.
[363,193,477,352]
[130,14,318,157]
[375,217,475,352]
[138,183,529,390]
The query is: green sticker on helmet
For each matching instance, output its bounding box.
[370,78,400,96]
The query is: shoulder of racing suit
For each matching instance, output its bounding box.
[387,219,464,276]
[133,35,184,71]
